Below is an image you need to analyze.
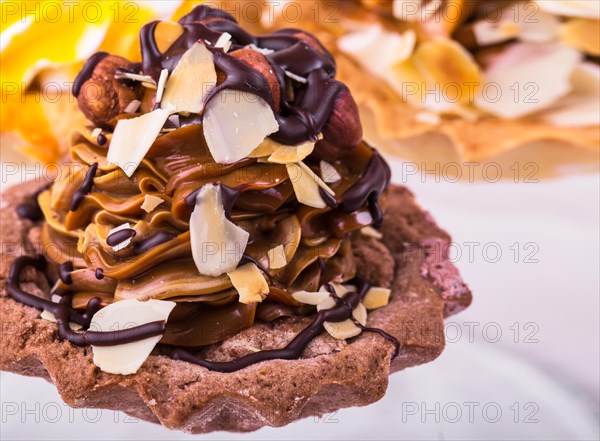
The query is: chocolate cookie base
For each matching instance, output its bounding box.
[0,181,471,433]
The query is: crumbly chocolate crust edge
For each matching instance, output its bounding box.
[0,181,471,434]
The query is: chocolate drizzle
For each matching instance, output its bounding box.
[73,52,108,97]
[138,6,343,144]
[184,183,241,220]
[340,151,391,228]
[172,278,399,372]
[16,183,51,222]
[70,162,98,211]
[326,284,400,358]
[7,256,166,347]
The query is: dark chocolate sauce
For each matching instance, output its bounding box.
[70,162,98,211]
[73,52,109,97]
[58,261,73,285]
[185,183,241,220]
[106,228,136,247]
[352,321,401,359]
[340,151,391,228]
[7,255,166,347]
[319,187,338,208]
[95,268,104,280]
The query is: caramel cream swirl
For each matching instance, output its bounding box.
[28,5,392,348]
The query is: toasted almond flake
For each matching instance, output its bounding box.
[284,70,307,84]
[268,140,315,164]
[248,137,280,158]
[228,263,269,304]
[267,244,287,269]
[155,69,169,104]
[291,290,330,305]
[317,290,367,340]
[475,42,581,118]
[535,0,600,19]
[412,39,481,110]
[286,162,326,209]
[142,81,157,90]
[40,309,83,330]
[203,90,279,164]
[107,108,170,177]
[91,127,102,138]
[363,287,391,310]
[161,42,217,114]
[540,62,600,127]
[415,111,441,125]
[140,194,164,213]
[190,184,249,276]
[473,3,559,46]
[123,99,141,114]
[90,299,175,375]
[319,160,342,183]
[108,222,134,251]
[361,226,383,239]
[114,72,155,85]
[298,161,335,196]
[247,43,275,55]
[214,32,232,52]
[338,25,416,75]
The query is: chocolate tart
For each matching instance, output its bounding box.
[0,5,471,433]
[1,181,470,432]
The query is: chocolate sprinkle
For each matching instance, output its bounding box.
[134,231,176,255]
[16,182,52,222]
[58,261,74,285]
[106,228,136,247]
[97,133,107,146]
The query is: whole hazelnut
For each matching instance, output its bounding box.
[229,48,281,111]
[314,87,362,162]
[77,55,142,129]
